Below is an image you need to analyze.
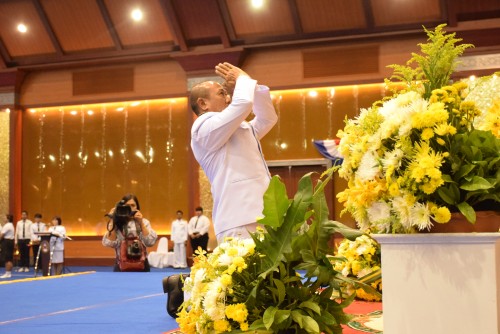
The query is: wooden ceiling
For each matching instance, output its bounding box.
[0,0,499,71]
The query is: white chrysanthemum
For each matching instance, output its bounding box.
[391,196,412,230]
[410,202,432,230]
[203,280,226,320]
[356,151,380,181]
[217,253,233,266]
[382,149,404,172]
[191,268,206,302]
[367,201,391,224]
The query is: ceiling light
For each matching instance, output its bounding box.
[70,110,78,115]
[17,23,27,33]
[131,9,143,21]
[308,90,318,98]
[251,0,264,9]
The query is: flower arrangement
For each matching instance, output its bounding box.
[333,235,382,302]
[177,170,380,334]
[336,24,500,233]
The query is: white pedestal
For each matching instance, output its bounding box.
[373,233,500,334]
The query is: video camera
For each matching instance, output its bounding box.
[106,200,136,231]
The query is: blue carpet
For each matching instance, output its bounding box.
[0,267,190,334]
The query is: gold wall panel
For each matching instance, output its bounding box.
[23,98,190,236]
[0,111,9,217]
[21,83,385,236]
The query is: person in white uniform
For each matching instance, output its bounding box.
[48,216,66,276]
[187,207,210,253]
[15,210,33,272]
[190,62,277,243]
[171,210,188,268]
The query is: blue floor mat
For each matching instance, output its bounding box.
[0,268,190,334]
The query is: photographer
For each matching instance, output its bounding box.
[102,194,158,272]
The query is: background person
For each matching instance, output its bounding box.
[15,210,32,272]
[102,193,158,272]
[190,62,277,243]
[0,214,15,279]
[187,207,210,253]
[171,210,188,268]
[30,213,46,271]
[48,216,66,276]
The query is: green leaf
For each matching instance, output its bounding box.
[457,202,476,223]
[256,174,314,278]
[258,176,291,228]
[460,176,493,191]
[291,310,305,328]
[272,278,286,305]
[274,310,291,326]
[437,186,457,205]
[455,164,476,180]
[300,301,321,315]
[263,306,277,329]
[302,315,320,333]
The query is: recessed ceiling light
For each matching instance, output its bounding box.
[17,23,27,33]
[131,9,143,21]
[251,0,264,9]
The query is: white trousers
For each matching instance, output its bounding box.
[173,242,187,268]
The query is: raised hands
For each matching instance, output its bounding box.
[215,62,249,95]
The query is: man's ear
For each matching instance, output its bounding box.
[197,98,207,112]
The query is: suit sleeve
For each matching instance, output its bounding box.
[249,85,278,139]
[191,76,257,152]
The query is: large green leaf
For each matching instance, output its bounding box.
[258,176,291,228]
[255,174,314,278]
[457,202,476,223]
[460,176,493,191]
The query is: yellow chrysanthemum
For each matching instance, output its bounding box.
[225,303,248,323]
[433,206,451,223]
[213,319,231,332]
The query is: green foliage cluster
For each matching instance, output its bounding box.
[245,169,380,334]
[386,24,474,99]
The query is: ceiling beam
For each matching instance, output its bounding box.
[12,44,177,69]
[216,0,237,41]
[0,38,11,69]
[96,0,123,51]
[159,0,188,52]
[444,0,457,26]
[361,0,375,28]
[32,0,64,56]
[213,0,231,48]
[287,0,303,34]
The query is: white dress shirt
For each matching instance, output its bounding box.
[31,222,47,242]
[1,222,15,240]
[187,215,210,237]
[171,219,188,244]
[15,219,33,242]
[191,75,277,236]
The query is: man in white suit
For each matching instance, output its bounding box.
[171,210,188,268]
[190,62,278,243]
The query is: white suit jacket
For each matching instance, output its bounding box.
[171,219,188,244]
[191,76,278,236]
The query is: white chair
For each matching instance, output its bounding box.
[148,237,174,268]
